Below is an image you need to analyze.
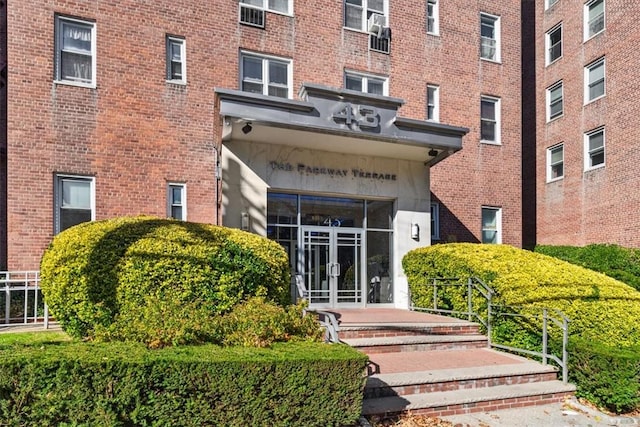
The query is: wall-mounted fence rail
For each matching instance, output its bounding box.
[0,271,50,328]
[410,277,570,383]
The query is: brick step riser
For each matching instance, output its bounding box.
[364,372,559,399]
[340,326,480,339]
[358,340,488,354]
[364,391,574,418]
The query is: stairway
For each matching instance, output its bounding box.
[335,309,576,419]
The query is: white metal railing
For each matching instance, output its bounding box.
[410,277,570,383]
[0,271,50,328]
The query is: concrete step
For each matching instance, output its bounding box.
[339,322,481,339]
[361,381,577,418]
[343,334,488,353]
[365,361,560,398]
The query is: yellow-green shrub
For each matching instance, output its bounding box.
[402,243,640,347]
[40,216,290,346]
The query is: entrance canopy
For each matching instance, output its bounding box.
[216,83,468,165]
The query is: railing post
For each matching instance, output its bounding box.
[486,290,492,348]
[432,278,437,311]
[467,278,472,321]
[542,309,548,366]
[562,316,569,384]
[44,304,49,330]
[4,274,9,324]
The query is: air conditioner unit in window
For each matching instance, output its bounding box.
[367,13,386,37]
[239,3,265,28]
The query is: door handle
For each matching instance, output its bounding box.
[334,262,340,277]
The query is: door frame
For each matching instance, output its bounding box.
[299,226,365,308]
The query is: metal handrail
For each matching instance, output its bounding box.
[0,271,51,328]
[410,277,570,384]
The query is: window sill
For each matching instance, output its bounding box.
[547,114,563,123]
[584,30,605,43]
[546,57,562,67]
[584,94,605,105]
[54,79,96,89]
[343,26,372,35]
[427,31,440,37]
[480,140,501,146]
[480,57,502,64]
[546,176,564,184]
[584,164,605,173]
[166,79,187,86]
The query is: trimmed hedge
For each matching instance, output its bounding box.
[40,216,291,347]
[535,244,640,291]
[403,243,640,347]
[568,339,640,413]
[402,243,640,413]
[0,332,367,426]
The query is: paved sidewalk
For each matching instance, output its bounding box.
[440,398,639,426]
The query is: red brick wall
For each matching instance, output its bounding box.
[0,0,6,268]
[536,0,640,247]
[7,0,524,269]
[428,1,523,247]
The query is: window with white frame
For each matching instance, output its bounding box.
[344,0,387,31]
[240,0,292,14]
[480,13,500,62]
[427,0,439,35]
[430,202,440,240]
[546,24,562,65]
[54,175,95,234]
[584,127,605,170]
[546,81,563,121]
[166,36,186,83]
[480,96,500,143]
[240,52,291,98]
[54,16,96,87]
[427,85,440,121]
[345,71,388,95]
[584,0,604,40]
[481,206,502,244]
[547,144,564,181]
[167,183,187,220]
[546,0,559,10]
[585,57,605,102]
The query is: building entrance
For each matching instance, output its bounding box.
[301,227,363,307]
[267,192,394,308]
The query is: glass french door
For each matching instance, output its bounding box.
[300,227,364,308]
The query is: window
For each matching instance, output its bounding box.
[547,144,564,181]
[546,0,559,10]
[481,207,501,244]
[585,57,605,102]
[240,0,291,14]
[427,0,439,35]
[240,52,291,98]
[546,24,562,65]
[167,183,187,220]
[480,96,500,143]
[584,127,605,170]
[345,71,388,95]
[546,81,563,121]
[585,0,605,40]
[344,0,387,31]
[166,36,186,83]
[430,202,440,241]
[54,175,95,234]
[480,13,500,62]
[427,85,439,121]
[54,16,96,87]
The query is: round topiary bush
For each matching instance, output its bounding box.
[40,216,290,347]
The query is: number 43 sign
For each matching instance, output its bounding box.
[332,103,380,130]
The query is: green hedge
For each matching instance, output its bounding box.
[0,332,367,427]
[402,243,640,413]
[535,244,640,291]
[40,217,290,346]
[569,339,640,413]
[403,243,640,347]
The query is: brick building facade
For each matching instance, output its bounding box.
[1,1,525,307]
[536,0,640,246]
